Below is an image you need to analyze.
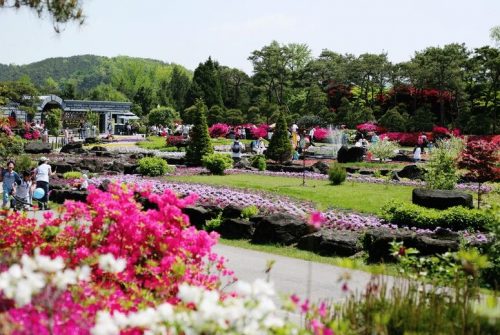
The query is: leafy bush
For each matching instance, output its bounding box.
[328,163,347,185]
[378,107,408,132]
[45,108,63,136]
[186,99,213,166]
[147,106,179,127]
[381,200,495,231]
[205,213,223,231]
[208,123,230,138]
[266,112,293,163]
[250,154,267,171]
[138,157,173,177]
[368,138,399,162]
[425,136,464,190]
[63,171,83,179]
[241,205,259,220]
[0,133,25,159]
[201,153,233,175]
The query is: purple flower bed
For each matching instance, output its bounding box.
[90,175,489,244]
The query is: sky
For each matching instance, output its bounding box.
[0,0,498,73]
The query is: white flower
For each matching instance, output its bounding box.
[98,253,127,274]
[178,283,203,304]
[77,265,92,282]
[127,307,158,328]
[35,254,65,273]
[251,278,275,298]
[91,311,120,335]
[234,281,252,297]
[156,303,174,322]
[52,269,78,290]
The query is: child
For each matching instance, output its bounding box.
[80,174,89,191]
[13,171,33,210]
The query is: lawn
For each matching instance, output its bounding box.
[170,174,413,214]
[137,136,263,150]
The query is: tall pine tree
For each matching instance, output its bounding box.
[186,57,224,108]
[185,99,213,166]
[266,111,293,163]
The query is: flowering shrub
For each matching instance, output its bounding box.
[166,135,189,147]
[356,122,386,133]
[208,123,230,138]
[0,183,233,333]
[250,124,269,139]
[313,127,329,142]
[380,132,421,146]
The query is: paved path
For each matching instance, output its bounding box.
[213,244,386,302]
[25,210,383,303]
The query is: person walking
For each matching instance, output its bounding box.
[0,161,21,208]
[34,157,56,210]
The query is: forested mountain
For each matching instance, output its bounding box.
[1,40,499,134]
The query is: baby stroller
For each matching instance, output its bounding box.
[9,193,32,212]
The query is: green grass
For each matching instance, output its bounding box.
[170,174,413,214]
[336,162,408,170]
[219,238,393,275]
[137,136,169,150]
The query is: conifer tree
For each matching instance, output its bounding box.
[185,99,213,166]
[266,111,292,163]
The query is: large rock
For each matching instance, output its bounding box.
[297,230,362,256]
[412,188,473,209]
[90,146,108,152]
[24,141,52,154]
[123,164,139,174]
[51,161,75,174]
[79,158,104,173]
[50,189,88,204]
[182,206,221,230]
[266,164,312,173]
[311,161,329,175]
[336,146,349,163]
[60,142,85,154]
[216,218,256,239]
[397,165,425,180]
[222,204,243,219]
[345,147,365,163]
[251,214,312,245]
[233,158,252,170]
[363,228,460,262]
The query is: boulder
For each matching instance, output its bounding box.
[109,161,125,173]
[90,146,108,152]
[358,170,373,175]
[363,228,460,262]
[336,146,349,163]
[182,206,220,230]
[345,167,360,174]
[79,158,104,173]
[24,141,52,154]
[392,153,414,163]
[311,161,329,175]
[298,230,362,256]
[84,137,99,144]
[397,165,425,180]
[412,188,473,209]
[50,189,88,204]
[216,218,256,239]
[60,142,84,154]
[251,213,312,245]
[222,204,243,219]
[98,179,111,192]
[266,164,312,173]
[51,161,75,174]
[123,164,139,175]
[233,158,252,170]
[345,147,365,163]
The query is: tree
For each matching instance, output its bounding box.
[222,108,244,125]
[0,0,85,32]
[182,105,197,125]
[45,108,63,136]
[88,84,128,102]
[133,85,155,115]
[147,106,179,127]
[186,57,224,108]
[425,137,464,190]
[410,107,434,132]
[459,140,500,208]
[169,66,191,111]
[207,105,224,126]
[185,99,213,166]
[266,112,292,163]
[378,107,408,132]
[490,26,500,47]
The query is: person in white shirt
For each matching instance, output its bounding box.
[80,174,89,190]
[413,146,422,162]
[34,157,56,210]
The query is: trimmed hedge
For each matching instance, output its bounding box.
[201,153,233,175]
[381,200,495,231]
[328,163,347,185]
[138,157,174,177]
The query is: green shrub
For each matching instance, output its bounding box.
[381,200,495,231]
[137,157,173,177]
[266,111,292,163]
[368,138,399,162]
[250,155,267,171]
[63,171,83,179]
[328,163,347,185]
[201,153,233,175]
[425,136,464,190]
[241,205,259,220]
[205,213,222,232]
[15,155,34,173]
[0,133,24,159]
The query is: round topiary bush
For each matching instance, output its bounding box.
[250,155,267,171]
[138,157,173,177]
[201,153,233,175]
[328,163,347,185]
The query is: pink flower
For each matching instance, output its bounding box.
[309,211,326,229]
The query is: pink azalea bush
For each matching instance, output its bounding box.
[356,123,386,134]
[313,127,329,142]
[0,183,234,333]
[250,124,269,139]
[209,123,230,138]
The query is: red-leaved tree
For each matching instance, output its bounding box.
[459,140,500,208]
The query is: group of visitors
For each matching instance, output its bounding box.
[0,157,56,211]
[413,133,433,162]
[29,120,49,143]
[150,124,172,137]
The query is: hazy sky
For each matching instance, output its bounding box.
[0,0,498,73]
